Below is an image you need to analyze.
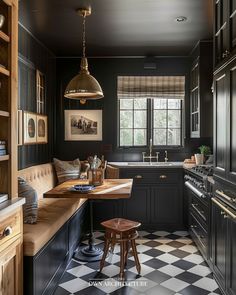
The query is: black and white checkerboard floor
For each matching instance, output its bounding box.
[54,231,221,295]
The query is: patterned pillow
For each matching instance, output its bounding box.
[18,177,38,224]
[53,158,81,184]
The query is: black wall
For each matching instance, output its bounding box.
[18,25,56,169]
[55,57,212,162]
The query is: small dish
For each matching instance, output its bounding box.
[72,184,94,193]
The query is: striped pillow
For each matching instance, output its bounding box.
[53,158,81,184]
[18,177,38,224]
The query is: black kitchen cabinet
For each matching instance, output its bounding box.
[120,168,184,230]
[211,199,227,290]
[189,41,213,138]
[214,0,236,67]
[227,217,236,295]
[151,185,182,227]
[213,57,236,185]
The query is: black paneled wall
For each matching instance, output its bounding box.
[18,25,56,169]
[55,57,212,162]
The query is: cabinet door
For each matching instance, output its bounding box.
[211,201,227,289]
[229,0,236,53]
[227,61,236,184]
[0,239,22,295]
[227,217,236,295]
[123,186,150,225]
[214,72,228,179]
[151,185,182,226]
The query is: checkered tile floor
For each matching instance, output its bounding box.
[53,231,221,295]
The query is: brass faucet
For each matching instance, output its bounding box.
[142,138,159,163]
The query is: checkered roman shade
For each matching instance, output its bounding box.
[117,76,185,99]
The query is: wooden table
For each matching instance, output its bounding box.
[44,179,133,262]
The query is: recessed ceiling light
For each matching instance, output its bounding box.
[175,16,187,23]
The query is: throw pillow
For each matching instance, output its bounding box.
[18,177,38,224]
[53,158,81,184]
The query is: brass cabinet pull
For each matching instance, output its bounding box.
[0,226,13,239]
[212,198,236,220]
[134,175,143,179]
[159,175,167,179]
[216,190,236,203]
[190,225,197,228]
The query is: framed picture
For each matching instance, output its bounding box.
[36,115,48,143]
[65,110,103,141]
[23,111,37,144]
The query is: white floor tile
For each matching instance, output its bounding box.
[105,253,121,264]
[173,231,189,237]
[136,244,152,253]
[179,244,198,253]
[67,265,94,277]
[188,265,211,277]
[155,238,173,244]
[129,264,155,276]
[152,231,170,236]
[157,253,180,264]
[183,253,204,264]
[193,277,219,291]
[59,278,88,293]
[158,265,185,277]
[100,264,120,277]
[130,277,158,292]
[129,253,152,263]
[138,231,150,237]
[155,244,176,253]
[161,277,189,292]
[175,238,193,245]
[95,278,123,293]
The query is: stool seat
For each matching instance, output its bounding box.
[100,218,141,279]
[101,218,141,232]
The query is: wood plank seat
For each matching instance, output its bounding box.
[100,218,141,279]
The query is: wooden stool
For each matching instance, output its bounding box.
[100,218,141,279]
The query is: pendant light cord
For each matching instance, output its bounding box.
[82,14,86,58]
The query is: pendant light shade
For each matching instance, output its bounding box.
[64,8,103,103]
[64,57,103,100]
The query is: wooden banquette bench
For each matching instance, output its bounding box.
[18,163,89,295]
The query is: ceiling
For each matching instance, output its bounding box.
[19,0,213,57]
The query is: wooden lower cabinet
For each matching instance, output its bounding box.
[0,238,22,295]
[0,208,23,295]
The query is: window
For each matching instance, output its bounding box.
[36,70,45,114]
[118,76,185,147]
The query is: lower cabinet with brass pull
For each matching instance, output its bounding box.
[0,208,23,295]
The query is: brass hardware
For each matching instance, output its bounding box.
[224,215,229,219]
[221,210,226,215]
[0,226,13,239]
[76,7,91,17]
[216,190,236,203]
[222,50,230,58]
[160,175,167,179]
[190,225,197,228]
[135,175,143,179]
[212,198,236,219]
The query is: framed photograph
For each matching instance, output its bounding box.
[65,110,103,141]
[36,115,48,143]
[23,111,37,144]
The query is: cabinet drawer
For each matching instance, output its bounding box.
[189,212,208,251]
[120,169,181,184]
[0,211,21,248]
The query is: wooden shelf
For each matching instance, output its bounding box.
[0,30,10,42]
[0,110,10,117]
[0,66,10,76]
[0,155,9,162]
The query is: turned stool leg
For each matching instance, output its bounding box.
[100,231,111,272]
[110,232,116,253]
[119,237,125,279]
[124,240,130,267]
[131,239,141,274]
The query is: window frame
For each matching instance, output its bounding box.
[36,69,46,115]
[118,98,184,148]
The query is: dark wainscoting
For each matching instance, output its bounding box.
[18,24,56,169]
[55,57,213,162]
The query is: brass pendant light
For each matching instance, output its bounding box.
[64,7,104,104]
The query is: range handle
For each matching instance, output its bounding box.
[184,181,204,199]
[212,197,236,220]
[216,190,236,203]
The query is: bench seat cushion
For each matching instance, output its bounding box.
[23,198,87,256]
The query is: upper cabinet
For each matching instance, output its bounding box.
[0,0,18,199]
[214,0,236,68]
[189,41,213,138]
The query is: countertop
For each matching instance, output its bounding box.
[0,197,25,219]
[108,161,184,168]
